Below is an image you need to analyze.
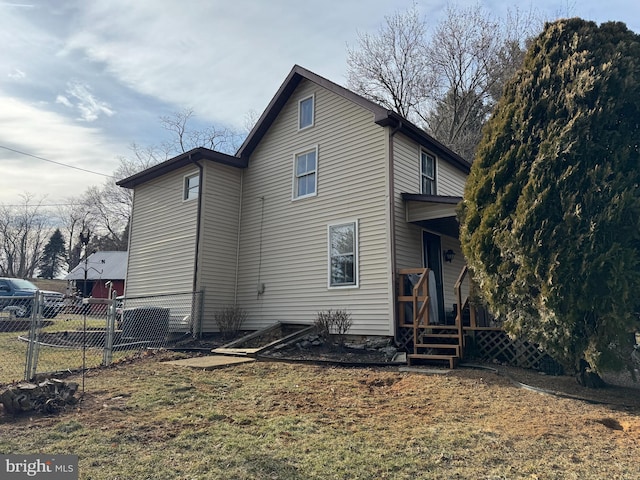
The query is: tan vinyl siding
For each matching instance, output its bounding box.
[437,159,466,196]
[125,165,199,297]
[197,162,243,331]
[392,134,469,314]
[236,79,393,336]
[393,134,423,269]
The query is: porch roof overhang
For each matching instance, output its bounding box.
[402,193,462,239]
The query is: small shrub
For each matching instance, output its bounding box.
[214,305,247,340]
[314,309,352,348]
[314,310,333,342]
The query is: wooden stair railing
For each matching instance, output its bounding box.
[398,268,463,369]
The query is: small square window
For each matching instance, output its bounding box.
[328,221,358,288]
[298,95,314,130]
[421,151,436,195]
[293,148,317,199]
[183,173,199,201]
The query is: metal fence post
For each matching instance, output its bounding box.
[193,290,204,339]
[24,292,42,380]
[103,293,116,366]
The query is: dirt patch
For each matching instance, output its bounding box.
[174,332,640,407]
[261,342,397,364]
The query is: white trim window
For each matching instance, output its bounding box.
[183,172,200,201]
[328,220,358,288]
[298,94,314,130]
[293,147,318,199]
[420,150,436,195]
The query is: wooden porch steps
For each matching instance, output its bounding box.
[408,353,459,369]
[397,267,467,370]
[414,344,461,355]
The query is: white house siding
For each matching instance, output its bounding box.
[197,162,243,332]
[125,165,199,297]
[236,79,393,336]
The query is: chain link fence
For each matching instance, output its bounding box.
[0,291,203,387]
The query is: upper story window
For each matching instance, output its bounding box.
[293,147,318,199]
[420,150,436,195]
[298,95,314,130]
[328,220,358,288]
[183,172,200,201]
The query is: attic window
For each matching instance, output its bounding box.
[183,173,200,201]
[298,95,314,130]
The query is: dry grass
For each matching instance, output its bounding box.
[1,352,640,479]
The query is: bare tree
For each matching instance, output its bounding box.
[0,194,49,278]
[347,6,432,121]
[347,3,540,161]
[159,108,243,155]
[56,198,94,271]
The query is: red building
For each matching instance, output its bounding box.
[65,251,127,299]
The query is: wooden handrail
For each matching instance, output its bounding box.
[454,265,468,351]
[413,268,429,327]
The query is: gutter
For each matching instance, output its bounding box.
[234,170,244,304]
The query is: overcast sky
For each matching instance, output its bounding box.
[1,0,639,206]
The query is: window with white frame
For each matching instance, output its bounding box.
[183,172,200,201]
[328,221,358,287]
[293,147,317,199]
[420,150,436,195]
[298,95,314,130]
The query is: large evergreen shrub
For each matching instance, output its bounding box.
[459,19,640,373]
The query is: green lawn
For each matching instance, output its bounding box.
[0,314,127,384]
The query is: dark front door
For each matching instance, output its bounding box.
[422,231,445,323]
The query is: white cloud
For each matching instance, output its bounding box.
[55,94,72,108]
[0,0,639,208]
[64,82,116,122]
[0,95,126,202]
[7,68,26,80]
[60,0,418,128]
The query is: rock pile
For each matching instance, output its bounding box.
[0,379,79,415]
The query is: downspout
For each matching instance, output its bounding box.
[192,156,204,294]
[389,119,402,343]
[233,169,244,305]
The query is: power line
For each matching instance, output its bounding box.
[0,144,114,178]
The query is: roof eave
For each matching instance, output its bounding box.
[116,147,246,189]
[377,113,471,173]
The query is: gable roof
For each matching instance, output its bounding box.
[237,65,471,173]
[65,251,128,281]
[116,65,471,190]
[116,147,245,189]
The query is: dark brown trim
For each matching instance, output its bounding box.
[378,112,471,174]
[116,147,245,189]
[401,193,463,204]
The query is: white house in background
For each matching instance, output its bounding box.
[117,65,471,362]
